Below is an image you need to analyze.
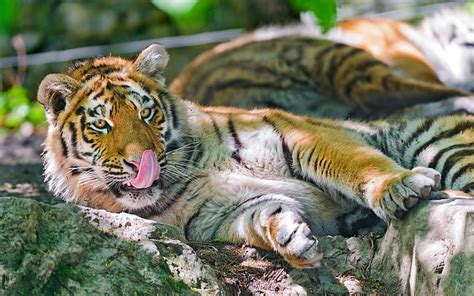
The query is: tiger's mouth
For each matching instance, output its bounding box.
[120,179,160,192]
[122,149,161,191]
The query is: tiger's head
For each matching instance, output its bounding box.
[38,44,182,213]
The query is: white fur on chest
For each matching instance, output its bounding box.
[235,126,289,177]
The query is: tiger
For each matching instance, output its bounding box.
[327,18,443,84]
[328,9,474,92]
[170,18,473,120]
[405,8,474,91]
[38,44,473,268]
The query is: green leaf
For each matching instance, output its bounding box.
[151,0,199,16]
[0,92,7,117]
[288,0,337,32]
[0,86,45,128]
[5,104,29,128]
[6,86,29,109]
[151,0,213,33]
[0,0,20,34]
[27,103,46,125]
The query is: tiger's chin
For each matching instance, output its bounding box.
[115,185,163,212]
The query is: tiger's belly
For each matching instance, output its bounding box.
[151,126,385,239]
[153,171,383,240]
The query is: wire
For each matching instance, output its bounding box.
[0,28,244,69]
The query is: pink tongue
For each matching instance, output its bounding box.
[130,150,161,189]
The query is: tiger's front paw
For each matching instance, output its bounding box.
[373,167,440,220]
[261,205,322,269]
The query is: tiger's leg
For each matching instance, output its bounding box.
[361,115,473,194]
[225,197,321,269]
[265,112,441,221]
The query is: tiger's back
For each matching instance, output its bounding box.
[171,19,471,120]
[171,35,468,120]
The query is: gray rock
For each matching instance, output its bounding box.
[372,198,474,295]
[0,196,195,295]
[1,165,474,295]
[81,207,224,295]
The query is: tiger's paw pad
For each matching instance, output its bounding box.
[379,167,440,220]
[264,207,322,268]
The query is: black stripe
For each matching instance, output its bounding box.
[91,89,105,101]
[69,122,79,157]
[314,43,343,63]
[263,116,296,177]
[174,178,196,200]
[440,148,474,187]
[142,95,151,103]
[449,163,474,188]
[201,79,311,104]
[70,166,94,175]
[60,134,69,157]
[105,171,127,176]
[184,201,207,239]
[381,74,391,89]
[328,47,362,86]
[75,106,85,115]
[70,165,81,175]
[104,163,123,170]
[109,183,122,198]
[406,119,436,148]
[462,182,474,193]
[166,140,180,153]
[400,118,436,163]
[156,114,166,125]
[228,118,243,162]
[411,121,474,167]
[164,127,172,142]
[209,194,266,240]
[80,115,93,144]
[167,97,179,129]
[342,60,382,98]
[211,117,222,143]
[81,151,93,157]
[427,143,474,169]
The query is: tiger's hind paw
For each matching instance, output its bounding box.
[263,205,322,268]
[375,167,440,220]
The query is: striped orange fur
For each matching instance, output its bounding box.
[170,22,471,120]
[329,18,442,84]
[38,45,473,268]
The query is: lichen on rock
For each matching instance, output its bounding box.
[0,196,194,295]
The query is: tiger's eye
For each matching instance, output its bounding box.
[93,119,108,129]
[140,108,152,119]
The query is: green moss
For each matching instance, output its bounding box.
[443,252,474,295]
[0,197,196,295]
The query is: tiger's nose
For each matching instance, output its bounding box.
[123,143,151,168]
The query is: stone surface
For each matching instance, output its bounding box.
[1,164,474,294]
[0,196,194,295]
[372,198,474,295]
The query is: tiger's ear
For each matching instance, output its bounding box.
[133,44,169,83]
[37,74,80,122]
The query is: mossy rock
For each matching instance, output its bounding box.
[0,196,195,295]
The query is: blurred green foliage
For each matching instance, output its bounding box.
[152,0,338,33]
[0,86,45,130]
[288,0,337,32]
[467,0,474,13]
[0,0,20,34]
[152,0,215,33]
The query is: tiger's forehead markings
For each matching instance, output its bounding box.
[122,83,158,108]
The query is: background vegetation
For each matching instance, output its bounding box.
[0,0,469,132]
